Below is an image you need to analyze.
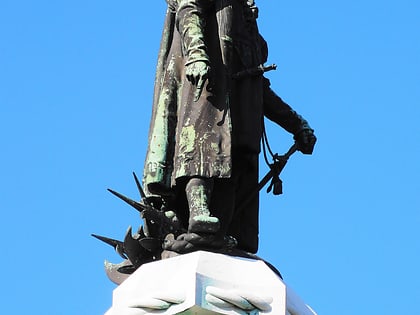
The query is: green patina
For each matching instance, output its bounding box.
[143,55,179,190]
[188,184,210,217]
[179,125,196,153]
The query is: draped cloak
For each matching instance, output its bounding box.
[143,0,310,252]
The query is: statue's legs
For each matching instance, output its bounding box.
[185,177,220,233]
[228,153,259,253]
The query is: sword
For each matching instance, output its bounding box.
[232,63,277,80]
[236,142,298,213]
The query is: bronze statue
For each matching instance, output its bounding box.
[93,1,316,280]
[142,0,316,254]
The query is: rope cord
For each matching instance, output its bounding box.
[261,118,276,167]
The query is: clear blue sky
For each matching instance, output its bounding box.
[1,1,419,314]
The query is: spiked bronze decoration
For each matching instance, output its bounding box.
[92,172,185,282]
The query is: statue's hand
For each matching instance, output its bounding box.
[294,128,316,155]
[185,61,209,101]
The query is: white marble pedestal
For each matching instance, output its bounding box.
[105,251,316,315]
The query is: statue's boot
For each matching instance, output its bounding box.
[186,177,220,233]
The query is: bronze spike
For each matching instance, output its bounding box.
[132,171,149,205]
[107,188,145,212]
[91,234,127,260]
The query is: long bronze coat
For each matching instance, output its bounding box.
[143,0,310,252]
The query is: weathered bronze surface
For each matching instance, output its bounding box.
[93,0,316,279]
[143,0,316,252]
